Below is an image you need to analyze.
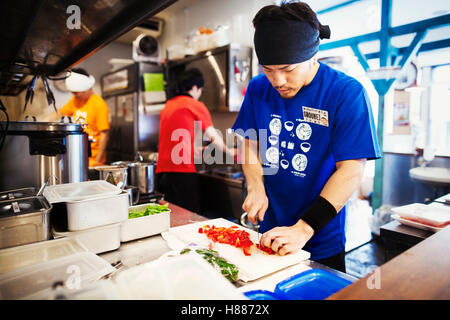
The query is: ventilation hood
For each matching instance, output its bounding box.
[0,0,176,95]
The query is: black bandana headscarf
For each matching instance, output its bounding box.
[254,20,330,65]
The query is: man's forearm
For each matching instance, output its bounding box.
[95,131,109,163]
[299,159,366,234]
[205,126,234,156]
[241,138,264,192]
[319,159,366,212]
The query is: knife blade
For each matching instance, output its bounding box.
[256,217,261,245]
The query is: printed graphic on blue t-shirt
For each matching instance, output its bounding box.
[232,63,381,260]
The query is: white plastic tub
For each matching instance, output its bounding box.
[0,252,115,300]
[66,192,128,231]
[120,203,171,242]
[0,238,89,274]
[43,180,122,203]
[52,223,121,254]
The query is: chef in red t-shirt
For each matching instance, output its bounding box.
[156,68,236,213]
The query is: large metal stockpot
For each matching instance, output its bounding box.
[0,121,88,191]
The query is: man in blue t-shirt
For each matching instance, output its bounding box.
[232,2,381,272]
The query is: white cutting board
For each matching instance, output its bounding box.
[166,218,310,282]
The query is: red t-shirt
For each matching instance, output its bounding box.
[156,95,213,173]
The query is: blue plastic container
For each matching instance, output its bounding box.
[274,269,353,300]
[244,290,287,300]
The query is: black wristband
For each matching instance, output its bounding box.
[300,196,338,234]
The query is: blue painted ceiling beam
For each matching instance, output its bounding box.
[397,30,428,69]
[379,0,392,67]
[319,32,379,51]
[364,38,450,60]
[317,0,364,15]
[319,14,450,51]
[390,14,450,36]
[351,44,370,71]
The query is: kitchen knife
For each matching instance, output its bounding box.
[256,216,261,245]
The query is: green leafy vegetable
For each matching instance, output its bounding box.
[180,248,191,255]
[128,203,169,219]
[179,247,239,282]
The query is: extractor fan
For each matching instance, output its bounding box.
[132,34,161,63]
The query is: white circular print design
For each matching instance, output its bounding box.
[292,154,308,172]
[269,118,282,135]
[265,147,279,164]
[296,123,312,140]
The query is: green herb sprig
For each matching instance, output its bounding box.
[180,248,239,282]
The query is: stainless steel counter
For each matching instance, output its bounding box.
[100,232,356,291]
[99,201,357,290]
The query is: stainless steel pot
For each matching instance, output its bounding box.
[129,162,155,194]
[111,161,134,186]
[0,120,88,191]
[94,165,128,189]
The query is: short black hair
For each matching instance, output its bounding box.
[71,67,90,77]
[177,68,204,93]
[253,1,329,38]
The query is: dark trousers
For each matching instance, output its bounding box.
[157,172,201,214]
[315,250,346,273]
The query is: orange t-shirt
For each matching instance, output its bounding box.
[156,95,213,173]
[60,93,110,165]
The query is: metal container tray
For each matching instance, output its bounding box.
[0,196,52,249]
[0,187,36,201]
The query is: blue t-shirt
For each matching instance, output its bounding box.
[232,63,381,260]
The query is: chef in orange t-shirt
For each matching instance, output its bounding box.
[60,68,110,167]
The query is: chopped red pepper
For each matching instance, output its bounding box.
[256,244,275,255]
[198,224,255,256]
[198,224,280,256]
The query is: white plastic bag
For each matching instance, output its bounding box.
[369,205,394,236]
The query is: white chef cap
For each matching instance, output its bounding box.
[65,71,95,92]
